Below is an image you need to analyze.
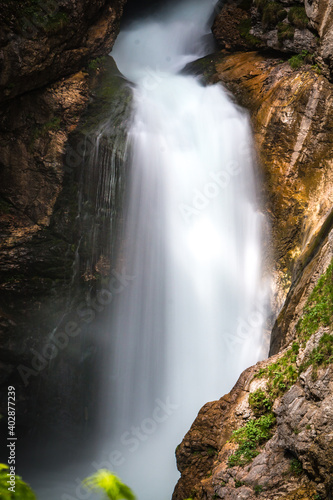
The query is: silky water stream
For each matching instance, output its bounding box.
[32,0,270,498]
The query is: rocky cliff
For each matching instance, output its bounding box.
[173,1,333,498]
[0,0,127,449]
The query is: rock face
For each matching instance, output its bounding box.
[0,0,127,449]
[212,0,333,78]
[173,22,333,500]
[173,228,333,499]
[0,0,125,102]
[211,52,333,311]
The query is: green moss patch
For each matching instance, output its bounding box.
[277,22,295,44]
[288,6,309,29]
[258,1,287,29]
[238,18,263,47]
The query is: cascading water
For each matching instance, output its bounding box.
[30,1,270,498]
[96,0,270,499]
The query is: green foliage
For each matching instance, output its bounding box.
[256,347,298,397]
[288,53,305,69]
[296,261,333,341]
[228,413,276,467]
[206,446,217,457]
[261,2,287,29]
[83,470,136,500]
[277,22,295,44]
[288,6,309,29]
[254,485,263,495]
[235,480,244,488]
[248,389,273,416]
[290,458,303,476]
[0,464,36,499]
[288,50,314,69]
[299,333,333,379]
[311,64,322,75]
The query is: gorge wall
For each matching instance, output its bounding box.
[0,0,332,496]
[173,0,333,498]
[0,0,127,453]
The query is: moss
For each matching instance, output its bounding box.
[288,6,309,29]
[228,413,276,467]
[261,2,287,29]
[31,116,61,144]
[44,11,69,32]
[254,0,269,12]
[300,333,333,379]
[238,18,263,47]
[235,480,245,488]
[277,22,295,44]
[88,56,107,73]
[288,50,313,70]
[2,0,69,36]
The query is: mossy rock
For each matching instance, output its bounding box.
[238,18,263,47]
[278,22,295,45]
[262,2,287,29]
[288,6,309,30]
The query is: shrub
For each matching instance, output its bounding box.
[0,464,36,499]
[249,389,273,416]
[83,470,136,500]
[288,54,305,69]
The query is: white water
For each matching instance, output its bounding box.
[99,1,270,498]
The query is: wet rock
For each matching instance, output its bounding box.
[211,51,333,313]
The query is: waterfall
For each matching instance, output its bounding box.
[95,0,270,499]
[30,1,270,498]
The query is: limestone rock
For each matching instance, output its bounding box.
[0,0,126,102]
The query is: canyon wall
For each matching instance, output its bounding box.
[173,0,333,498]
